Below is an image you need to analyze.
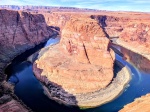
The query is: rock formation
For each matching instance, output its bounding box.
[34,17,115,94]
[117,45,150,73]
[33,16,131,108]
[120,94,150,112]
[0,9,57,81]
[117,23,150,60]
[1,6,150,111]
[0,9,58,112]
[43,13,71,30]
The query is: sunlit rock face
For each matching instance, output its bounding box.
[33,17,115,95]
[119,94,150,112]
[43,13,70,31]
[117,23,150,60]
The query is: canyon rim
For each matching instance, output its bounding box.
[0,5,150,112]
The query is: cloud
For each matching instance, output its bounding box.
[0,0,150,12]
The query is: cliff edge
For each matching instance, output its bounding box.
[0,9,57,112]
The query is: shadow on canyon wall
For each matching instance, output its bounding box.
[4,41,46,78]
[90,15,110,38]
[111,44,150,73]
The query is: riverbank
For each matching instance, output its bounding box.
[35,60,131,108]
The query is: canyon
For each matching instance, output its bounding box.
[33,17,131,108]
[0,9,58,111]
[0,6,150,112]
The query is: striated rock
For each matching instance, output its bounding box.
[35,61,131,108]
[43,13,70,30]
[117,23,150,60]
[91,15,126,38]
[119,94,150,112]
[31,17,124,108]
[0,9,57,81]
[34,17,115,94]
[119,45,150,73]
[1,7,150,111]
[0,9,57,111]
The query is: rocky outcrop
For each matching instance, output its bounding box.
[117,23,150,60]
[0,9,57,111]
[43,13,71,30]
[33,17,132,108]
[119,94,150,112]
[34,17,115,94]
[0,9,57,81]
[91,15,126,38]
[1,7,150,111]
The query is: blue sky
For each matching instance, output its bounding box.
[0,0,150,12]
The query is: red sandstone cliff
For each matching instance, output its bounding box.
[117,23,150,60]
[0,7,150,111]
[32,16,118,108]
[0,9,57,112]
[0,9,57,80]
[34,17,115,95]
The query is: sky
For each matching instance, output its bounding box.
[0,0,150,12]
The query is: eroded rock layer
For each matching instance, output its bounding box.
[1,7,150,111]
[34,17,115,95]
[117,23,150,60]
[0,9,57,80]
[0,9,57,112]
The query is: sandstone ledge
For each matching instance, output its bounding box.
[33,60,131,108]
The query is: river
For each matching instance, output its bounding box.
[6,38,150,112]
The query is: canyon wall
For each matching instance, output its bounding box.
[43,13,71,30]
[0,9,57,81]
[33,16,119,107]
[119,45,150,73]
[34,17,115,94]
[0,9,57,111]
[0,7,150,111]
[117,23,150,60]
